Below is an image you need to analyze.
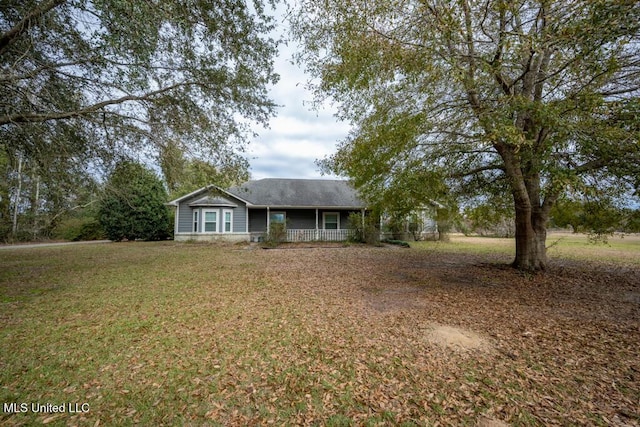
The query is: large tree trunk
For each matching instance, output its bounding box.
[496,144,550,271]
[513,203,548,271]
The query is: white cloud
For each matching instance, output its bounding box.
[247,16,351,180]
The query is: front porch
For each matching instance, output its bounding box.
[286,228,350,242]
[250,228,350,243]
[248,208,363,242]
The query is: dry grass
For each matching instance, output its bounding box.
[0,238,638,426]
[414,232,640,267]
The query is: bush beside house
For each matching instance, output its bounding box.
[99,161,171,241]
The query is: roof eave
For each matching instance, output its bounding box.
[249,205,366,210]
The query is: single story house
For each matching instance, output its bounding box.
[167,178,367,242]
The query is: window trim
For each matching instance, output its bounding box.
[222,209,233,233]
[203,209,218,233]
[323,212,340,230]
[193,210,199,233]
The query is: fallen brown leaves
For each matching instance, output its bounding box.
[0,242,638,426]
[248,246,639,426]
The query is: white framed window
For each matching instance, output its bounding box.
[223,209,233,233]
[193,210,199,232]
[323,212,339,230]
[203,210,218,232]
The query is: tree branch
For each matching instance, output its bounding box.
[574,158,607,174]
[0,82,191,126]
[450,164,505,178]
[0,0,67,56]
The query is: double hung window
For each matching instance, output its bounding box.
[204,210,217,232]
[223,210,232,232]
[323,212,339,230]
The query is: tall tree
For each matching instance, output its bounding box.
[159,139,249,199]
[1,0,279,239]
[1,121,109,240]
[293,0,640,270]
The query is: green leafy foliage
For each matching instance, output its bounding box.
[380,238,410,247]
[0,141,101,242]
[293,0,640,270]
[625,209,640,233]
[1,0,279,240]
[98,161,171,241]
[551,199,623,235]
[464,197,515,238]
[347,211,379,244]
[551,198,640,243]
[407,212,427,241]
[1,0,279,146]
[263,222,288,247]
[160,140,249,197]
[52,217,106,241]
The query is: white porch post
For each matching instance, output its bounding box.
[315,208,319,240]
[266,206,270,231]
[174,205,179,235]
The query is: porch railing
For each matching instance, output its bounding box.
[286,229,349,242]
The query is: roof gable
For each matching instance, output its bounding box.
[188,195,238,207]
[167,184,251,206]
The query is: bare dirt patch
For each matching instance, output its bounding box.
[424,324,493,353]
[476,416,510,427]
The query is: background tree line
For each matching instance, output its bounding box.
[0,144,250,242]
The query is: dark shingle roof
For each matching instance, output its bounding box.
[227,178,364,208]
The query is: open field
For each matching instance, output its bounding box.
[0,237,638,426]
[415,232,640,267]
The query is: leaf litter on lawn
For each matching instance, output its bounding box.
[250,246,639,426]
[0,242,638,426]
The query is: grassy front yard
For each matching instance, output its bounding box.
[1,236,638,425]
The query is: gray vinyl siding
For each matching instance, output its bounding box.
[176,192,247,233]
[178,202,195,233]
[232,207,247,232]
[286,209,316,229]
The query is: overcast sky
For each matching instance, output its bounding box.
[246,14,351,180]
